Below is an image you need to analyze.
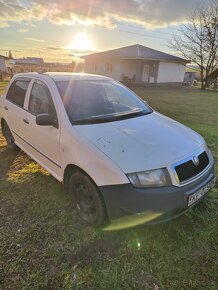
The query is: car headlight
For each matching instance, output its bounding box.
[127,168,171,188]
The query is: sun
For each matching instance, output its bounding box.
[69,32,92,51]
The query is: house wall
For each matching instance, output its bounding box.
[157,62,186,83]
[121,60,137,79]
[85,59,122,81]
[0,58,7,72]
[84,58,186,84]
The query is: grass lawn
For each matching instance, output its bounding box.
[0,82,8,92]
[0,83,217,289]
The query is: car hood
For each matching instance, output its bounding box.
[75,112,205,173]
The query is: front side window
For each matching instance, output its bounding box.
[6,79,30,107]
[29,80,56,116]
[56,80,152,125]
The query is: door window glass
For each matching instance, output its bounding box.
[29,81,56,116]
[6,79,30,107]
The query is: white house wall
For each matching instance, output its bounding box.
[157,62,186,83]
[85,59,121,81]
[0,58,7,72]
[121,60,137,79]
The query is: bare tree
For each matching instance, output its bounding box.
[170,0,218,89]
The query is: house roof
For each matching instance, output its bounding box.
[0,55,10,60]
[81,44,189,63]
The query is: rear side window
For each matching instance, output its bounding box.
[28,81,56,116]
[6,79,30,107]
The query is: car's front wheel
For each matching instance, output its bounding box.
[2,122,19,151]
[68,171,107,227]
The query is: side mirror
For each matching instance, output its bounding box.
[36,114,56,126]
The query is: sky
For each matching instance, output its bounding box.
[0,0,205,63]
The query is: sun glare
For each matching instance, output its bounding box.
[69,32,92,51]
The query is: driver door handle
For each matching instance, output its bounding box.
[23,118,29,124]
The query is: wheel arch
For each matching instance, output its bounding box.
[63,163,109,224]
[63,164,97,192]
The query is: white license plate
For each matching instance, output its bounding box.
[188,177,216,207]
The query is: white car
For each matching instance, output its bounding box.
[0,73,216,227]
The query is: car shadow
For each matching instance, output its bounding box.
[0,147,19,181]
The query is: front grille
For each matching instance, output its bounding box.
[175,151,209,183]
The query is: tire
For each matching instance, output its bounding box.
[2,122,19,151]
[68,171,107,227]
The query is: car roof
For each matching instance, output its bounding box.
[13,72,112,82]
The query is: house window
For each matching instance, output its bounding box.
[106,63,113,72]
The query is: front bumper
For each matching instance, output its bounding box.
[99,162,215,225]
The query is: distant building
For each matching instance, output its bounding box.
[82,44,190,85]
[0,54,14,80]
[13,58,84,74]
[0,55,11,73]
[184,71,196,86]
[14,57,44,73]
[14,57,44,65]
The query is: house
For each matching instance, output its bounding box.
[14,57,45,73]
[14,57,44,65]
[0,55,14,80]
[0,55,11,73]
[184,71,196,86]
[82,44,189,85]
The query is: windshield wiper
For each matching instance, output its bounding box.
[72,109,152,125]
[72,115,115,125]
[120,109,151,119]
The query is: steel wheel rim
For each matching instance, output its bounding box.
[76,183,97,218]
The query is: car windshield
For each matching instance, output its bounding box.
[55,80,152,124]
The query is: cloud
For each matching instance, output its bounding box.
[0,0,205,30]
[0,0,45,28]
[26,37,45,42]
[18,28,29,33]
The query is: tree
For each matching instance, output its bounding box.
[169,0,218,89]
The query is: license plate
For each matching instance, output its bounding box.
[188,177,216,207]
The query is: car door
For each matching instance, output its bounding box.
[25,79,62,180]
[4,77,32,150]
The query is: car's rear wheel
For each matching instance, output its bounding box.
[68,171,107,227]
[2,122,19,151]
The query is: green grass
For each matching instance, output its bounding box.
[0,83,218,289]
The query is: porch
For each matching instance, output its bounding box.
[120,59,159,85]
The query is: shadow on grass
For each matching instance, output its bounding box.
[0,147,19,180]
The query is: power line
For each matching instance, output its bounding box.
[113,28,171,41]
